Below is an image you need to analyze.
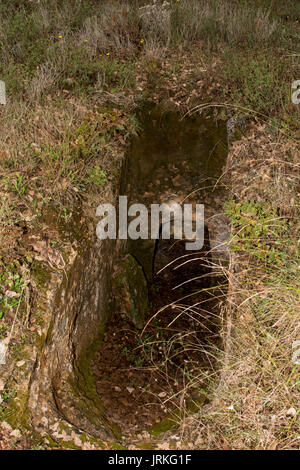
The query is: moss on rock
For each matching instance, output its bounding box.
[112,254,148,329]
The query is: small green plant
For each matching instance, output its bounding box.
[0,388,17,414]
[87,167,107,186]
[0,324,9,339]
[0,265,28,320]
[121,346,131,360]
[134,356,145,367]
[5,173,27,195]
[61,208,71,222]
[1,389,16,401]
[225,200,289,264]
[222,49,295,116]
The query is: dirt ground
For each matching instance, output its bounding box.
[92,231,223,436]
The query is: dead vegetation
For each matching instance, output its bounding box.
[175,125,300,450]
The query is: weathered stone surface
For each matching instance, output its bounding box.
[28,236,122,441]
[112,254,148,329]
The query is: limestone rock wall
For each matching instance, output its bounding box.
[28,237,121,440]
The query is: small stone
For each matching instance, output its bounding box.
[16,360,25,367]
[157,442,170,450]
[286,407,297,417]
[1,422,12,432]
[82,442,95,450]
[10,429,21,439]
[73,435,82,447]
[114,386,121,392]
[158,391,167,398]
[195,435,204,446]
[0,341,7,364]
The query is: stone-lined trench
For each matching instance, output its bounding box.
[28,104,230,444]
